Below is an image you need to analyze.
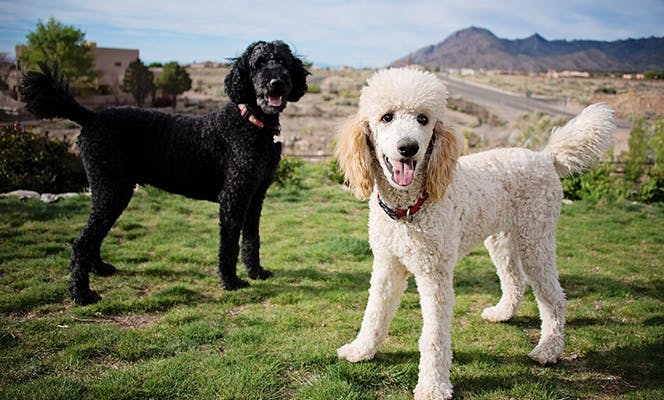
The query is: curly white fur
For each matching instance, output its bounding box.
[335,68,615,399]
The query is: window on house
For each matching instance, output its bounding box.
[114,61,122,67]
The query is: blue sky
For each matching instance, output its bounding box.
[1,0,663,68]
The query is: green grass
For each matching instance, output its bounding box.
[1,163,663,399]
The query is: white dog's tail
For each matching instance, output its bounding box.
[542,103,616,178]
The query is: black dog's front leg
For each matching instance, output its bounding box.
[218,199,249,290]
[218,185,249,290]
[241,180,273,281]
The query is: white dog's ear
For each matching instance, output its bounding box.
[335,115,375,199]
[426,121,459,201]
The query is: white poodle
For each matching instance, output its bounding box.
[334,68,615,399]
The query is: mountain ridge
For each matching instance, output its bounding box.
[391,27,664,72]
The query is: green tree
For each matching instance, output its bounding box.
[18,17,96,93]
[122,59,154,107]
[156,62,191,109]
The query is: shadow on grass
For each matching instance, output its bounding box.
[450,356,578,398]
[581,341,664,390]
[116,267,209,280]
[503,314,650,330]
[59,265,371,317]
[365,344,662,398]
[0,197,88,226]
[563,273,664,302]
[463,315,664,397]
[455,265,664,303]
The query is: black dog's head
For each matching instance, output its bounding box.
[225,41,309,115]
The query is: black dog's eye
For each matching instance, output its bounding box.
[417,114,429,125]
[381,113,393,123]
[254,56,266,68]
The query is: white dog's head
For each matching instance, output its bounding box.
[335,68,459,200]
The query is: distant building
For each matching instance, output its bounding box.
[15,42,139,93]
[87,42,139,93]
[189,61,227,69]
[546,70,590,78]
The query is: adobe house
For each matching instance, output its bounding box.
[87,42,139,93]
[15,42,139,94]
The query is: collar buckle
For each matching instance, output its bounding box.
[377,193,428,222]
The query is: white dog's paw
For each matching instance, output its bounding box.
[528,335,564,365]
[413,382,453,400]
[481,305,513,322]
[336,341,376,363]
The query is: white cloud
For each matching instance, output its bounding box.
[1,0,662,67]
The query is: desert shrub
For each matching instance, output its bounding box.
[0,124,87,193]
[273,156,304,187]
[335,97,358,107]
[448,97,506,127]
[624,118,650,183]
[462,129,483,152]
[562,116,664,203]
[307,83,321,94]
[512,112,567,150]
[626,117,664,203]
[325,158,345,185]
[594,86,617,95]
[644,70,664,80]
[152,95,174,108]
[638,172,664,202]
[562,160,622,202]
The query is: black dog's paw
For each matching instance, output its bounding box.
[71,288,102,305]
[248,267,273,280]
[222,276,251,291]
[91,261,117,276]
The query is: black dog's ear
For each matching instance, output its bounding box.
[287,56,310,102]
[224,42,262,105]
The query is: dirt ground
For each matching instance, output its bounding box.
[186,67,663,158]
[7,67,663,159]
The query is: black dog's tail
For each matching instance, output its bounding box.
[20,62,94,125]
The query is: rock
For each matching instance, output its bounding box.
[40,193,61,203]
[1,190,83,203]
[1,190,40,200]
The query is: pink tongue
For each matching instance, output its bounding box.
[268,95,282,107]
[392,159,415,186]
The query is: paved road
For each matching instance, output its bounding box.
[439,76,631,130]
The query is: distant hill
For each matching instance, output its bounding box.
[391,27,664,73]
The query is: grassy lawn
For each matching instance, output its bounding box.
[1,163,662,399]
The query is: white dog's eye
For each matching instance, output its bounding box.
[381,113,393,123]
[417,114,429,125]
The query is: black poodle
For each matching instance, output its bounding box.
[20,40,309,305]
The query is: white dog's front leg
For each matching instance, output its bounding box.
[413,271,455,400]
[337,256,410,362]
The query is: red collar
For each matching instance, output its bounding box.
[238,104,280,131]
[377,192,429,221]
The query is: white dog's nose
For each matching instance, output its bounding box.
[397,138,419,158]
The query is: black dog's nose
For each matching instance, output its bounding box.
[269,78,285,90]
[397,138,419,157]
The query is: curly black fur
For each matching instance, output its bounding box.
[20,62,94,124]
[20,41,309,305]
